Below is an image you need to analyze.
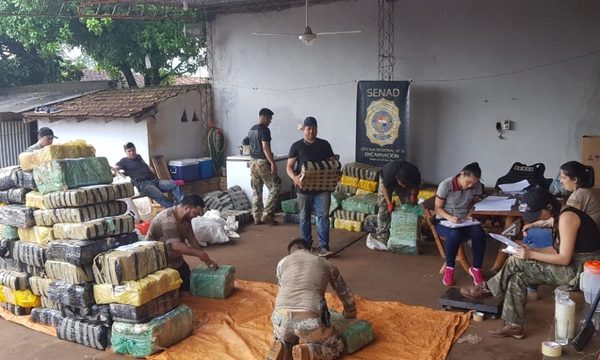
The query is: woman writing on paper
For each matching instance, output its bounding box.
[435,162,486,286]
[460,187,600,339]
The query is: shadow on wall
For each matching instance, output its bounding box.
[410,84,445,184]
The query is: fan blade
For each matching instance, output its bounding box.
[251,32,299,36]
[315,30,362,35]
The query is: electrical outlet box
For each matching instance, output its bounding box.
[502,120,512,130]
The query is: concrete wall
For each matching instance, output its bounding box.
[147,90,210,161]
[37,118,148,166]
[212,0,600,185]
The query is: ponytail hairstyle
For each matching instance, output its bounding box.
[560,161,595,188]
[461,162,482,179]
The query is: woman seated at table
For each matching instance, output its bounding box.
[435,162,486,286]
[460,187,600,339]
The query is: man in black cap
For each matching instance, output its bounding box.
[25,127,57,152]
[286,116,337,257]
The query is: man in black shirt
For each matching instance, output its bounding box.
[371,160,421,247]
[286,117,336,257]
[248,108,281,225]
[113,142,183,208]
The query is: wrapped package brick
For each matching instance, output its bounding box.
[227,185,252,211]
[45,260,94,284]
[15,169,36,190]
[335,183,357,195]
[0,269,29,290]
[46,232,138,266]
[281,198,299,214]
[330,192,350,215]
[300,160,342,192]
[0,257,25,272]
[0,224,19,240]
[13,241,46,267]
[0,285,40,307]
[219,209,253,225]
[25,191,46,209]
[53,214,134,240]
[42,182,134,209]
[0,187,29,204]
[111,304,193,357]
[93,268,182,306]
[333,210,367,222]
[330,311,373,354]
[34,201,127,226]
[62,304,112,325]
[363,215,377,234]
[357,179,378,193]
[33,157,113,195]
[17,226,54,246]
[48,280,95,308]
[109,290,180,324]
[31,307,64,327]
[341,162,381,181]
[0,204,35,228]
[0,238,17,258]
[41,295,62,310]
[341,194,379,215]
[190,265,235,299]
[25,264,47,278]
[0,301,31,316]
[340,175,359,188]
[29,276,53,297]
[93,241,167,285]
[57,317,110,350]
[388,204,423,255]
[334,218,363,232]
[19,141,96,171]
[0,166,19,191]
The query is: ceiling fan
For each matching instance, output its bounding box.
[252,0,362,44]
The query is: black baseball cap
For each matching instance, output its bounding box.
[302,116,318,128]
[38,127,57,139]
[521,187,553,223]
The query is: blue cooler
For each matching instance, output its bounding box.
[198,157,214,179]
[169,159,201,182]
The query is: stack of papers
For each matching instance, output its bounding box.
[439,219,481,228]
[474,197,517,211]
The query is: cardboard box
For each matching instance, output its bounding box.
[581,135,600,188]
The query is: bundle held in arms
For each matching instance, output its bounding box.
[300,160,342,192]
[19,140,95,171]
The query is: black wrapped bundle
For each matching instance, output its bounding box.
[46,232,138,266]
[0,204,35,228]
[61,304,112,325]
[220,209,253,225]
[41,296,62,310]
[0,257,25,272]
[25,264,47,278]
[13,241,46,267]
[0,301,31,315]
[31,307,64,327]
[0,188,29,204]
[109,290,180,324]
[34,201,127,226]
[363,215,378,234]
[15,169,36,190]
[0,269,29,290]
[0,238,17,258]
[57,317,110,350]
[48,280,95,308]
[0,166,18,191]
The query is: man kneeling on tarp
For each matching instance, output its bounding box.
[266,238,356,360]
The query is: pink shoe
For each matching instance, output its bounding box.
[443,266,455,286]
[469,267,485,286]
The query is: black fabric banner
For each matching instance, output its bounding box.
[355,81,410,166]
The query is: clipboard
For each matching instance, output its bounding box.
[490,233,520,255]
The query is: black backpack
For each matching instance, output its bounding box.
[495,162,552,190]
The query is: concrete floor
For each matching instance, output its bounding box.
[2,218,600,360]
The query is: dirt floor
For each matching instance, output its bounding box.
[2,217,600,360]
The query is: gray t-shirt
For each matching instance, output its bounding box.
[436,176,482,218]
[25,143,42,152]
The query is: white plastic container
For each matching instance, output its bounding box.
[580,261,600,308]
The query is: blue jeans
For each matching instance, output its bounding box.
[435,223,487,268]
[297,192,331,250]
[523,228,553,249]
[136,179,183,208]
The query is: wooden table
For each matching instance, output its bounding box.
[470,205,523,272]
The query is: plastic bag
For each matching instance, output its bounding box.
[191,210,239,246]
[366,233,388,251]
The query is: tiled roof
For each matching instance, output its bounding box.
[81,69,206,87]
[23,84,209,121]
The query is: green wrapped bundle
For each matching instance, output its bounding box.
[388,204,423,255]
[53,214,134,240]
[281,198,299,214]
[33,157,113,195]
[0,224,18,240]
[341,194,379,215]
[111,304,193,357]
[330,311,373,354]
[329,192,349,215]
[34,201,127,226]
[190,265,235,299]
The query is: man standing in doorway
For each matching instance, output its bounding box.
[113,142,184,208]
[248,108,281,225]
[25,127,57,152]
[286,117,336,257]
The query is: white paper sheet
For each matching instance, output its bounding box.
[498,180,530,193]
[473,198,517,211]
[439,219,481,228]
[490,233,521,249]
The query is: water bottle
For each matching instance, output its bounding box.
[554,288,576,345]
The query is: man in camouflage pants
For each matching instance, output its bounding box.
[266,239,356,360]
[248,108,281,225]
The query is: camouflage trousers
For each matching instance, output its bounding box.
[487,256,577,325]
[250,159,281,221]
[272,309,343,360]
